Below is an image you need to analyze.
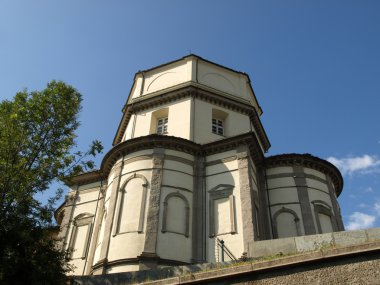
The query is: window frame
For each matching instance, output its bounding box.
[212,118,224,136]
[156,117,168,135]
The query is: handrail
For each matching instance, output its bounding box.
[215,237,237,262]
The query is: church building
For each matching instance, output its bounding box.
[55,55,344,276]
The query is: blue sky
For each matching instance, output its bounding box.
[1,1,380,230]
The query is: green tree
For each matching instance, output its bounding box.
[0,81,103,284]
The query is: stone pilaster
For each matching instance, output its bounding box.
[139,148,164,270]
[293,166,316,235]
[237,149,255,252]
[326,176,345,231]
[191,154,206,263]
[257,165,273,240]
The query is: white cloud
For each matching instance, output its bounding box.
[346,212,376,230]
[359,203,367,208]
[374,202,380,216]
[327,154,380,176]
[364,187,374,193]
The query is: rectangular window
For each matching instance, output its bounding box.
[156,117,168,134]
[212,118,224,135]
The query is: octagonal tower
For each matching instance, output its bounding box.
[56,55,344,275]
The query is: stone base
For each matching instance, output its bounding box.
[138,252,161,271]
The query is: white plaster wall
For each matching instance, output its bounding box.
[75,189,100,205]
[164,160,193,175]
[123,114,135,141]
[70,196,98,218]
[276,212,299,238]
[267,177,296,189]
[93,208,107,265]
[70,258,86,275]
[206,150,236,162]
[125,149,154,160]
[123,99,192,141]
[66,185,101,275]
[268,188,299,205]
[108,232,146,261]
[266,167,293,176]
[108,172,115,187]
[128,59,191,99]
[308,189,333,207]
[104,181,113,202]
[162,170,193,190]
[198,60,251,103]
[123,95,253,145]
[306,178,329,192]
[193,99,251,144]
[206,160,238,176]
[319,213,334,233]
[304,168,327,180]
[167,99,191,138]
[121,159,153,176]
[118,178,145,233]
[104,168,153,264]
[205,168,244,263]
[127,57,257,109]
[107,182,150,262]
[156,187,193,263]
[165,149,194,161]
[129,76,144,99]
[71,225,88,259]
[270,204,305,236]
[131,111,153,139]
[141,60,191,96]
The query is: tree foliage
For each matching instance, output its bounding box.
[0,81,103,284]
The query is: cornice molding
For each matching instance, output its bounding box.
[265,153,343,196]
[67,132,264,187]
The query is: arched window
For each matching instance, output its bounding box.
[161,192,190,237]
[113,174,148,235]
[68,213,93,259]
[273,208,300,239]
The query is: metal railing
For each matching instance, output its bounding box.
[215,237,237,262]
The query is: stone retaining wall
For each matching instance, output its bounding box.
[248,228,380,258]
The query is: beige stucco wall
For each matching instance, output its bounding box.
[157,188,193,263]
[130,58,193,99]
[127,56,259,112]
[193,99,251,144]
[122,97,252,146]
[266,165,339,238]
[106,167,152,264]
[197,60,252,104]
[65,183,102,275]
[205,151,244,262]
[122,99,192,141]
[157,150,194,263]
